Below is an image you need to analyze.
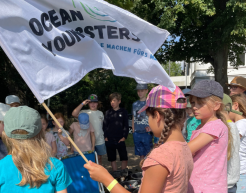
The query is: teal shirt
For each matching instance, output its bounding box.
[186,117,201,142]
[0,155,72,193]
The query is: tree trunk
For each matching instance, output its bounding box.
[213,45,229,94]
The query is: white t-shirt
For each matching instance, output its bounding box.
[236,119,246,174]
[227,122,240,188]
[80,110,104,146]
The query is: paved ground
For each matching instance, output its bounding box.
[102,147,141,172]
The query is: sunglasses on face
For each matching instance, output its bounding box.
[228,85,238,90]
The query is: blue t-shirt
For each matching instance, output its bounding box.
[186,116,201,142]
[0,155,72,193]
[132,101,149,133]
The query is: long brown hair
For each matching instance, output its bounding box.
[2,129,52,188]
[140,107,186,167]
[189,95,232,161]
[231,94,246,117]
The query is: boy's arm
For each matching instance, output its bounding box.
[103,111,109,139]
[132,116,134,133]
[72,99,90,118]
[122,110,129,139]
[90,132,95,151]
[51,141,57,157]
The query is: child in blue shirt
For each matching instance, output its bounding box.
[185,100,201,142]
[0,106,72,193]
[132,84,153,161]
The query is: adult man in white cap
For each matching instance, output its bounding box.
[0,103,10,160]
[5,95,21,107]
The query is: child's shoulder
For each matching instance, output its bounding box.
[149,142,183,158]
[70,121,79,127]
[203,119,227,129]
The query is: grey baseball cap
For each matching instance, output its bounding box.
[4,106,42,139]
[5,95,20,105]
[135,84,148,90]
[187,80,223,99]
[88,94,98,102]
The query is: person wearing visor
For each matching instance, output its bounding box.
[69,113,95,153]
[222,94,241,193]
[5,95,21,107]
[226,76,246,96]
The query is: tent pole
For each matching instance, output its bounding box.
[42,102,89,163]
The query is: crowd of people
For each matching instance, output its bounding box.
[0,76,246,193]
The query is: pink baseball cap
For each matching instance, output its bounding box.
[138,85,187,113]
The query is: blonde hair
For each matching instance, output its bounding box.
[2,129,53,188]
[231,94,246,117]
[190,95,233,160]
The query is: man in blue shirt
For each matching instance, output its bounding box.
[132,84,152,162]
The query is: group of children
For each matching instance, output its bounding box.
[85,78,246,193]
[1,77,246,193]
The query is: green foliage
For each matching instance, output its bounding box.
[133,0,246,93]
[105,0,134,10]
[162,62,183,76]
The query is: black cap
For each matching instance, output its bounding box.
[135,84,148,90]
[88,94,98,102]
[187,80,223,99]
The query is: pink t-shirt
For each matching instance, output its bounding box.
[70,122,95,152]
[45,132,56,147]
[141,141,193,193]
[188,119,228,193]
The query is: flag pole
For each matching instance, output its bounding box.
[42,102,89,163]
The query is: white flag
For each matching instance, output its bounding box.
[0,0,175,103]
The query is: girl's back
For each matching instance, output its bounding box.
[188,119,228,193]
[142,141,193,193]
[0,155,71,193]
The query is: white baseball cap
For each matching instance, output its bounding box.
[5,95,20,105]
[0,103,10,121]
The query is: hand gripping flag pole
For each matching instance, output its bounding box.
[42,102,89,163]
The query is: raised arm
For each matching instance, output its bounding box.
[72,99,90,118]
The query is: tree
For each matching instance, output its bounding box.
[162,62,183,76]
[133,0,246,93]
[105,0,133,10]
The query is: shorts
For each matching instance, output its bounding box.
[133,132,153,156]
[228,184,237,193]
[105,140,128,162]
[237,174,246,193]
[95,143,107,156]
